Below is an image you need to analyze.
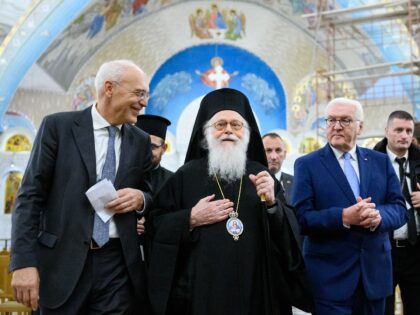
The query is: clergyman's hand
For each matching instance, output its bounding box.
[249,171,276,206]
[11,267,39,310]
[190,194,233,229]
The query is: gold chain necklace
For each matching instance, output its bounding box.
[214,175,244,241]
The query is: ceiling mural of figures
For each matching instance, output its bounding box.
[189,4,246,40]
[67,0,327,141]
[38,0,153,90]
[1,0,416,147]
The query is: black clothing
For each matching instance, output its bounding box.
[136,114,171,140]
[41,239,134,315]
[147,159,313,315]
[280,172,294,205]
[147,88,312,315]
[10,107,152,311]
[374,138,420,315]
[150,165,173,197]
[185,88,267,166]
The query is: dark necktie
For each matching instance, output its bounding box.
[395,157,417,245]
[92,126,118,247]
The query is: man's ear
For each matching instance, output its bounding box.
[163,143,168,153]
[357,121,364,135]
[104,80,113,97]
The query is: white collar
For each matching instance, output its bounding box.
[91,104,122,131]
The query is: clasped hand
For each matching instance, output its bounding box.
[342,196,381,229]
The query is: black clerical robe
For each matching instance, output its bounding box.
[150,165,173,197]
[147,158,313,315]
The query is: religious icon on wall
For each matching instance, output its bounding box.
[4,172,23,214]
[5,134,31,152]
[195,56,238,89]
[189,4,246,40]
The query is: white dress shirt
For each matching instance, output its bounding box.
[386,148,420,239]
[91,105,122,238]
[330,145,360,180]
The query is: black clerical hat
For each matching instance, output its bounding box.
[136,114,171,140]
[185,88,267,166]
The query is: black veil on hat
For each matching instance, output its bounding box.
[185,88,268,166]
[136,114,171,140]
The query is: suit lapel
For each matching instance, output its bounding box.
[320,144,356,203]
[357,147,370,199]
[72,107,97,186]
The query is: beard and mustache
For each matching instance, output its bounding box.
[203,121,250,183]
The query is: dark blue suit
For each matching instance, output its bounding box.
[293,144,407,314]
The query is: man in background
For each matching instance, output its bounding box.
[136,114,173,195]
[374,110,420,315]
[263,133,293,204]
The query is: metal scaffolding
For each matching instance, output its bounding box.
[303,0,420,111]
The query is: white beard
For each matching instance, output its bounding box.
[204,127,250,183]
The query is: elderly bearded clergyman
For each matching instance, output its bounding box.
[146,88,313,315]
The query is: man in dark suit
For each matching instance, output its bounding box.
[10,59,153,314]
[262,133,293,204]
[293,97,407,315]
[374,110,420,315]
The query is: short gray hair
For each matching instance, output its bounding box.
[325,97,364,121]
[94,59,143,97]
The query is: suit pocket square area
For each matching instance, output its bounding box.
[37,230,58,248]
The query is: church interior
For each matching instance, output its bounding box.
[0,1,419,313]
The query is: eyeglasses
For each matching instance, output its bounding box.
[325,118,358,128]
[210,120,245,131]
[151,143,164,150]
[113,81,149,101]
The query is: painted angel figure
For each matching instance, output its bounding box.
[225,9,246,40]
[189,8,212,39]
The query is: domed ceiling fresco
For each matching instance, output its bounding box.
[0,0,418,164]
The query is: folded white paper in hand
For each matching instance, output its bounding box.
[85,179,118,223]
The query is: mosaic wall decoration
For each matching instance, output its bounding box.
[4,134,32,152]
[148,43,285,130]
[72,75,96,111]
[189,4,246,40]
[146,43,286,167]
[290,74,354,135]
[38,0,152,90]
[4,171,22,214]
